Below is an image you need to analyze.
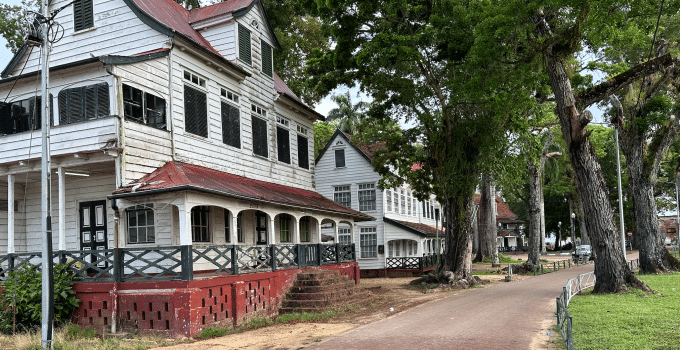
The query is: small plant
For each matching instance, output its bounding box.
[0,264,80,334]
[63,324,97,340]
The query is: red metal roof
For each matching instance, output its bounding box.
[475,194,518,219]
[112,162,374,221]
[274,72,300,101]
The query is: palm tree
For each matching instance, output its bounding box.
[326,91,370,135]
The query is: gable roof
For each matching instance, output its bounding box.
[315,129,386,165]
[110,161,374,221]
[384,217,445,238]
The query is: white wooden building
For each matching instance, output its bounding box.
[0,0,372,274]
[315,130,444,276]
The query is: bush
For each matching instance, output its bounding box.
[0,264,80,334]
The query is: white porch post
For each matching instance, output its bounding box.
[269,217,276,245]
[292,217,300,244]
[418,239,424,256]
[7,175,14,253]
[177,203,193,280]
[317,221,322,243]
[334,222,339,243]
[231,211,239,244]
[58,167,65,251]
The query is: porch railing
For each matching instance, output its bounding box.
[386,253,442,273]
[0,243,356,283]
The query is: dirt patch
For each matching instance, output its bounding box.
[151,275,518,350]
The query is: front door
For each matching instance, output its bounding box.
[80,201,108,266]
[255,211,268,245]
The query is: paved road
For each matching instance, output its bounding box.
[307,252,638,350]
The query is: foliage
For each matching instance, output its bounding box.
[0,264,80,334]
[325,91,370,135]
[570,273,680,350]
[313,120,336,158]
[0,0,39,53]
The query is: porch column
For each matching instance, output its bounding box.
[231,212,239,244]
[177,203,193,280]
[418,239,424,255]
[292,217,299,244]
[57,167,65,251]
[7,175,14,253]
[269,216,276,245]
[317,221,322,243]
[334,222,339,243]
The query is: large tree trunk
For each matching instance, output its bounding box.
[569,195,575,252]
[474,173,499,265]
[527,160,542,265]
[541,44,647,293]
[578,200,589,245]
[442,193,474,283]
[619,126,680,273]
[539,182,547,255]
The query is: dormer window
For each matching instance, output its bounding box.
[73,0,94,32]
[238,24,251,65]
[261,40,273,77]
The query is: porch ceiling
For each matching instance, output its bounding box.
[1,157,115,183]
[111,161,375,221]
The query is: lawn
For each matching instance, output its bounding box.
[569,273,680,350]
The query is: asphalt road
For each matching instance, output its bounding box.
[306,252,638,350]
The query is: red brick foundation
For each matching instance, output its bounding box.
[70,262,359,337]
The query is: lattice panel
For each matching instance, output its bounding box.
[118,294,174,332]
[245,280,269,314]
[198,285,233,325]
[72,294,113,328]
[273,245,297,269]
[322,245,336,264]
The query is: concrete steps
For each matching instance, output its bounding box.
[279,270,368,314]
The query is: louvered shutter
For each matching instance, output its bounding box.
[238,24,251,65]
[96,82,109,118]
[184,85,208,137]
[84,84,96,120]
[58,90,68,125]
[221,101,240,148]
[31,96,41,131]
[69,87,84,123]
[261,40,272,77]
[73,0,94,31]
[251,116,268,157]
[277,126,290,164]
[0,103,11,135]
[335,149,345,168]
[297,135,309,169]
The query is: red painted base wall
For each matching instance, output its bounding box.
[70,262,359,337]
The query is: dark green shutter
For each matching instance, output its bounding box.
[184,85,208,137]
[74,0,94,31]
[297,134,309,169]
[221,101,241,148]
[238,24,251,65]
[335,149,345,167]
[251,115,268,157]
[277,126,290,164]
[261,40,272,77]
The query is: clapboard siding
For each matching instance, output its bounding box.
[201,22,237,61]
[123,121,173,182]
[9,0,169,76]
[20,174,116,252]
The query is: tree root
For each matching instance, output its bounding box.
[409,270,484,290]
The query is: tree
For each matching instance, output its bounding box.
[475,173,499,266]
[325,91,370,135]
[313,121,336,158]
[0,0,38,53]
[301,0,538,285]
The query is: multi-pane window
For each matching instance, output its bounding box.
[58,82,109,125]
[360,227,377,258]
[338,228,351,244]
[300,217,310,242]
[123,84,166,130]
[334,185,351,208]
[386,190,392,212]
[297,134,309,169]
[407,195,412,216]
[387,241,393,258]
[251,115,268,157]
[297,125,307,134]
[430,201,435,220]
[0,96,48,135]
[413,199,417,217]
[191,206,210,243]
[279,215,291,242]
[358,183,376,211]
[395,192,400,214]
[184,71,206,87]
[183,70,207,138]
[220,88,239,103]
[73,0,94,31]
[400,190,406,215]
[261,39,273,77]
[335,149,345,168]
[126,204,155,244]
[238,24,251,64]
[422,202,427,218]
[276,116,290,164]
[221,100,240,148]
[395,241,401,257]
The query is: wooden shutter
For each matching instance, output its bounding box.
[251,115,268,157]
[0,103,12,135]
[84,84,96,119]
[69,87,84,123]
[261,40,272,77]
[335,149,345,168]
[58,91,68,125]
[277,126,290,164]
[74,0,94,31]
[238,24,251,64]
[221,101,240,148]
[184,85,208,137]
[297,134,309,169]
[96,82,109,118]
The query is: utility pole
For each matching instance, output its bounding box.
[39,1,54,347]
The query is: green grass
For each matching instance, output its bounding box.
[471,271,501,275]
[569,273,680,350]
[476,253,525,264]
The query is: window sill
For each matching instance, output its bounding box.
[73,27,97,36]
[335,167,346,170]
[184,131,211,141]
[252,153,270,160]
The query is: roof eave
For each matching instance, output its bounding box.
[314,129,372,166]
[277,93,325,121]
[1,44,30,79]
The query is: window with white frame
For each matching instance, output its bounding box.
[224,209,231,243]
[73,0,94,31]
[297,125,307,134]
[335,149,345,168]
[334,185,351,208]
[338,228,351,244]
[395,241,401,257]
[400,190,405,214]
[276,116,291,164]
[412,198,417,217]
[252,114,268,158]
[360,227,377,258]
[123,84,166,130]
[297,134,309,169]
[183,71,207,138]
[387,241,393,258]
[220,88,239,103]
[395,191,400,214]
[237,212,244,243]
[126,204,155,244]
[407,195,412,216]
[59,83,109,125]
[191,206,210,243]
[238,24,251,64]
[386,190,392,212]
[279,214,291,242]
[300,217,310,242]
[430,201,435,220]
[358,183,376,211]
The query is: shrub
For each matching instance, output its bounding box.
[0,264,80,334]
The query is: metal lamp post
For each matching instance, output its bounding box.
[558,221,562,254]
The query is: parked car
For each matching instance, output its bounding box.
[573,245,593,262]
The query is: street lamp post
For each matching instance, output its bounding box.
[571,212,576,253]
[558,221,562,254]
